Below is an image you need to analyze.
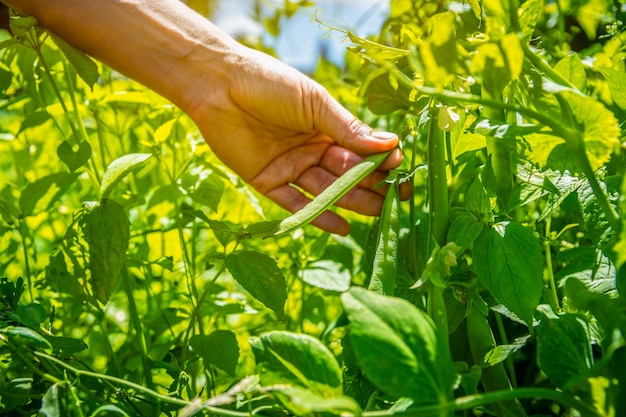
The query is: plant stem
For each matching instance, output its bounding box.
[34,47,81,146]
[572,139,621,231]
[62,60,102,183]
[494,313,517,388]
[33,352,252,416]
[18,220,34,301]
[121,267,155,390]
[521,42,577,91]
[363,387,601,417]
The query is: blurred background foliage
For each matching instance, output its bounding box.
[1,0,625,416]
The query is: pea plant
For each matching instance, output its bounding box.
[1,1,625,417]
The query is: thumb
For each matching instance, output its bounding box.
[314,88,399,155]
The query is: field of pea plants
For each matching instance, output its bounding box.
[1,0,625,416]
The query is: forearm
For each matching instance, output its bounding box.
[1,0,242,113]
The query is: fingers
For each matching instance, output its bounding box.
[312,85,400,156]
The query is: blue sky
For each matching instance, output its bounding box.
[212,0,389,72]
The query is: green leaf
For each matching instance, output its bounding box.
[346,32,409,63]
[365,72,412,114]
[535,169,585,221]
[417,12,457,88]
[555,247,617,297]
[483,335,530,367]
[598,67,626,111]
[563,278,626,342]
[536,305,593,389]
[80,199,130,304]
[189,172,224,212]
[252,330,342,395]
[100,153,152,198]
[471,34,523,95]
[57,140,92,172]
[554,53,587,93]
[301,260,351,292]
[466,177,494,220]
[0,277,25,311]
[470,118,542,139]
[578,176,621,247]
[473,222,543,328]
[9,15,38,44]
[558,91,620,171]
[50,33,99,89]
[17,303,47,326]
[240,221,281,240]
[265,385,362,417]
[483,0,509,40]
[190,330,239,376]
[40,382,66,417]
[47,336,88,355]
[417,243,461,288]
[19,172,79,216]
[17,110,50,135]
[3,326,51,349]
[225,251,287,319]
[448,213,485,254]
[341,287,455,404]
[518,0,541,42]
[44,251,84,299]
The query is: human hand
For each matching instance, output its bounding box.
[187,47,407,235]
[0,0,407,235]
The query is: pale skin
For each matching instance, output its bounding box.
[2,0,408,235]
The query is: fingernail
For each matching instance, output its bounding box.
[371,131,397,141]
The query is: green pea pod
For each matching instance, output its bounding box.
[368,178,400,295]
[267,151,391,238]
[428,108,449,249]
[466,301,527,417]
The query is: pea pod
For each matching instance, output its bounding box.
[483,90,513,212]
[466,301,527,417]
[267,151,391,237]
[368,177,400,295]
[428,108,449,249]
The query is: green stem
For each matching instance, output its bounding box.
[18,220,33,301]
[363,387,600,417]
[427,285,449,352]
[33,352,252,417]
[494,313,517,388]
[121,267,154,390]
[63,60,101,183]
[573,140,620,231]
[382,61,578,145]
[555,0,567,52]
[34,47,81,146]
[521,42,577,91]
